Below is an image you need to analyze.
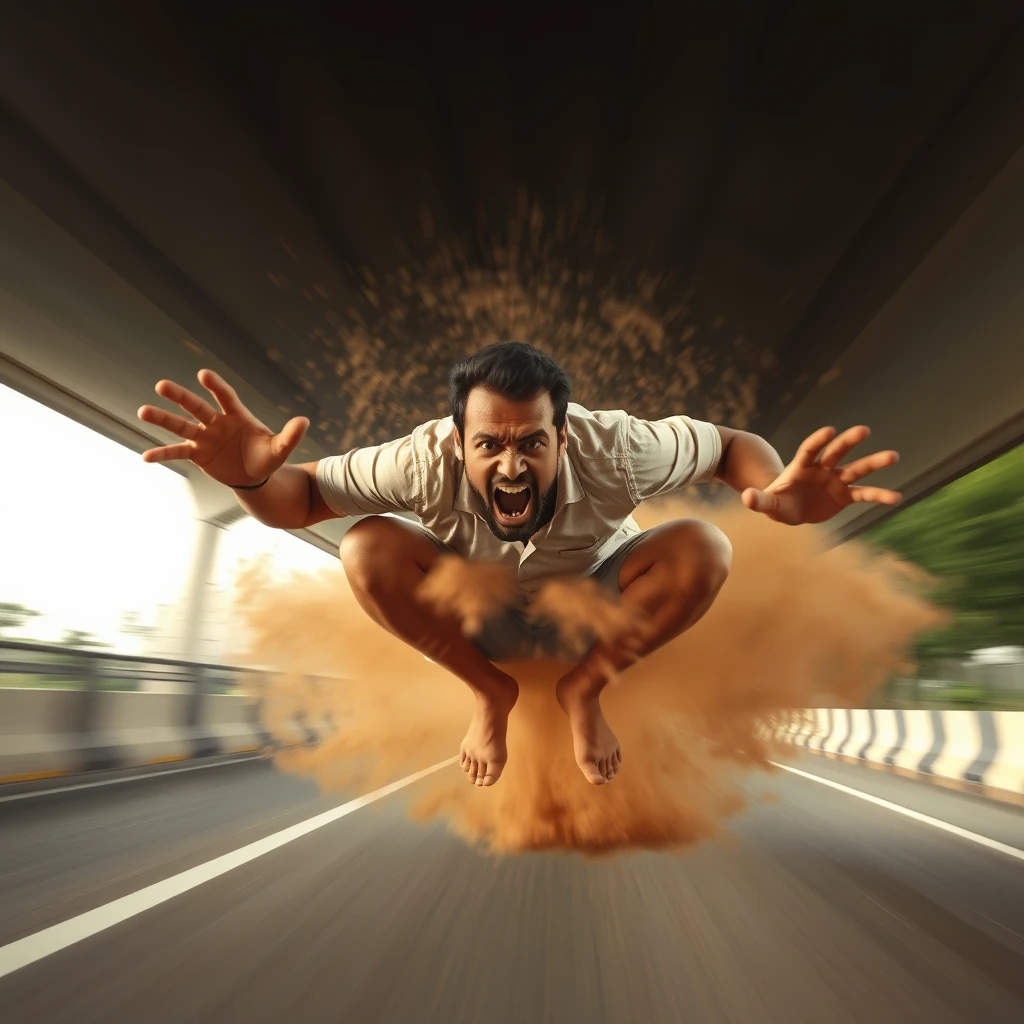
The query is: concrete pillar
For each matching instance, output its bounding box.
[179,518,225,664]
[180,473,247,664]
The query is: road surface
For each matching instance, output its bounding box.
[1,754,1022,1023]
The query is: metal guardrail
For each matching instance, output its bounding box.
[0,639,340,691]
[0,638,261,694]
[0,640,342,775]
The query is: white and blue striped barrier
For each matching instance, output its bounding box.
[780,708,1024,799]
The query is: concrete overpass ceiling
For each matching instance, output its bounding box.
[1,1,1023,540]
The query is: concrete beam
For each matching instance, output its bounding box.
[771,143,1024,541]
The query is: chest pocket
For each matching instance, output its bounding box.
[557,536,605,557]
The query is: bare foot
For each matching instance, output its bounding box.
[556,677,622,785]
[460,681,518,787]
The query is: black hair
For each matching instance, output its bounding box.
[448,341,572,437]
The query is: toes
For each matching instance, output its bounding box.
[475,762,487,787]
[581,761,607,786]
[466,758,478,784]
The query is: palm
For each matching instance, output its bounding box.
[743,425,902,526]
[137,370,308,487]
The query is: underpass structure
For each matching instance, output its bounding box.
[1,4,1023,1018]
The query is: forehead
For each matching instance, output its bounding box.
[464,386,555,437]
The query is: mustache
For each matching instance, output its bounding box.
[491,476,535,489]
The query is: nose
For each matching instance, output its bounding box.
[498,448,527,481]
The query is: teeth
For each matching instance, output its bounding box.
[496,485,529,493]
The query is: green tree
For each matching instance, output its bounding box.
[0,602,42,639]
[866,442,1024,663]
[58,629,109,649]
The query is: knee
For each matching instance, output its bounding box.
[666,519,732,594]
[338,516,395,593]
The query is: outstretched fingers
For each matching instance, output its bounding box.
[792,426,838,468]
[154,379,217,424]
[137,404,202,440]
[818,425,871,469]
[271,416,310,459]
[198,368,245,415]
[141,442,196,464]
[839,450,899,483]
[741,487,780,516]
[849,485,902,505]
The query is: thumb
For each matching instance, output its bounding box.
[270,416,309,460]
[741,487,779,516]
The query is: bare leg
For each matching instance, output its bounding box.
[340,516,518,787]
[555,519,733,785]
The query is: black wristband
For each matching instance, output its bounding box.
[230,477,271,491]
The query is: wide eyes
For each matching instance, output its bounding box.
[478,439,544,453]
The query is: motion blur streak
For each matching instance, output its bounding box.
[234,498,943,854]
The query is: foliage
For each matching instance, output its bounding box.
[0,602,41,638]
[866,442,1024,663]
[57,628,110,649]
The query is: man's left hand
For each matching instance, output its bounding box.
[741,425,902,525]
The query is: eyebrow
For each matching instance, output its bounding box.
[471,429,548,444]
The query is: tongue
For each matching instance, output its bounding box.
[495,489,529,516]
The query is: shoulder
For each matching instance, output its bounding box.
[565,403,630,460]
[410,415,458,461]
[409,415,459,510]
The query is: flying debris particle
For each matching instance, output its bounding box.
[314,283,330,300]
[818,367,842,386]
[182,338,203,354]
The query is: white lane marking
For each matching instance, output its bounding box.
[0,755,262,804]
[0,756,458,980]
[771,762,1024,863]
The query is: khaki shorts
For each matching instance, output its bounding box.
[419,528,648,662]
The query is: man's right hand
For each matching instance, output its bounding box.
[137,369,309,488]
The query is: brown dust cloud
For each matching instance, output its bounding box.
[231,498,942,857]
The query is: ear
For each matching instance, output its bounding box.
[454,429,463,459]
[558,421,568,454]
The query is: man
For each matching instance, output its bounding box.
[138,342,900,788]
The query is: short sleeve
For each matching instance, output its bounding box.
[627,415,722,503]
[315,434,421,516]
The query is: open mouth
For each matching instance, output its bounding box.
[491,482,534,524]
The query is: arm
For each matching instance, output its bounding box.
[712,425,784,493]
[138,370,341,530]
[231,462,339,530]
[712,423,902,525]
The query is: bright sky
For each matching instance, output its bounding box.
[0,382,336,647]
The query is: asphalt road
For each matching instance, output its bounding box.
[1,755,1022,1023]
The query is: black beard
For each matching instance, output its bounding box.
[471,476,559,543]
